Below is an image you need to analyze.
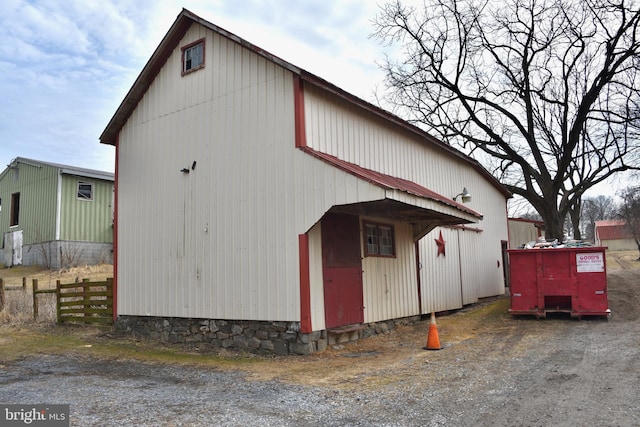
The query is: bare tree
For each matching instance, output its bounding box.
[617,185,640,258]
[582,195,617,241]
[373,0,640,240]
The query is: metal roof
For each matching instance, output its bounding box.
[595,219,636,240]
[301,146,483,220]
[2,157,114,182]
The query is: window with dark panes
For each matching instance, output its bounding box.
[182,39,205,74]
[77,182,93,201]
[363,221,396,257]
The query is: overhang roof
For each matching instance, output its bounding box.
[302,146,482,221]
[99,8,510,200]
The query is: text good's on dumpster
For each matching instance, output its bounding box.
[576,252,605,273]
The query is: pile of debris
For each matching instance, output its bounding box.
[518,237,594,249]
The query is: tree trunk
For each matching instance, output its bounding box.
[569,203,582,241]
[541,213,565,242]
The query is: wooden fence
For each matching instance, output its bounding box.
[55,278,114,325]
[1,277,113,325]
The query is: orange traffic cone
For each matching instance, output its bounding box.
[424,312,442,350]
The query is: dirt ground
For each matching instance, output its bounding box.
[0,251,639,426]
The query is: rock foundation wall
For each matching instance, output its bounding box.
[115,315,422,355]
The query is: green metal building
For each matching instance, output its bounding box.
[0,157,114,268]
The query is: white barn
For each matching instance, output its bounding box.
[100,9,511,354]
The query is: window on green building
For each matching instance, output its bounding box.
[77,182,93,201]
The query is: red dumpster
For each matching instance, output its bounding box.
[508,247,610,319]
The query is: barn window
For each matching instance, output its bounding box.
[10,192,20,226]
[77,182,94,201]
[363,221,396,257]
[182,39,205,75]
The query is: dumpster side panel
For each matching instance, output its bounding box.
[509,251,539,312]
[575,251,609,315]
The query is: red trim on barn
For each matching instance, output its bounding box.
[112,136,119,321]
[298,234,312,333]
[294,75,307,148]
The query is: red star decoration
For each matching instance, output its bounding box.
[435,231,446,257]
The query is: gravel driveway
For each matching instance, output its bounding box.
[1,252,639,426]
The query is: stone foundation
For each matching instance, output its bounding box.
[115,315,422,355]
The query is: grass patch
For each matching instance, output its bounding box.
[0,324,266,370]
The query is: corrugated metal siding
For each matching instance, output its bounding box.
[118,24,299,320]
[305,85,465,200]
[0,161,58,245]
[116,21,509,325]
[509,220,541,248]
[361,220,419,322]
[308,222,326,330]
[59,175,113,242]
[306,85,509,315]
[418,175,508,312]
[116,25,390,321]
[419,227,463,313]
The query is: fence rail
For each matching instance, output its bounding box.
[1,277,113,324]
[56,278,114,325]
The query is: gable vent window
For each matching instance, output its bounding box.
[363,221,396,257]
[77,182,94,201]
[182,39,205,75]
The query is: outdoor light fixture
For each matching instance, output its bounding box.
[453,187,472,203]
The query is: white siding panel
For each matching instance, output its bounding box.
[418,184,508,313]
[117,24,414,322]
[362,221,419,323]
[308,223,326,330]
[117,21,509,328]
[419,227,463,313]
[118,26,303,321]
[304,85,484,208]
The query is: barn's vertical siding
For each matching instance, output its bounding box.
[114,15,509,328]
[0,161,58,245]
[419,227,463,313]
[308,222,326,330]
[116,25,391,321]
[361,220,419,323]
[304,85,509,314]
[59,175,113,243]
[419,180,508,312]
[118,24,299,320]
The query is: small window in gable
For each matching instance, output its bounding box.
[77,182,94,201]
[182,39,205,75]
[363,221,396,257]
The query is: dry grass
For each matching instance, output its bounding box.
[604,250,640,270]
[0,263,113,325]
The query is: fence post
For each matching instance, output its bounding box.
[0,278,4,311]
[32,279,38,320]
[22,277,26,291]
[107,277,114,320]
[83,278,90,323]
[56,280,62,324]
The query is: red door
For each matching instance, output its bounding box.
[321,212,364,328]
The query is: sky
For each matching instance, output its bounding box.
[0,0,630,205]
[0,0,392,174]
